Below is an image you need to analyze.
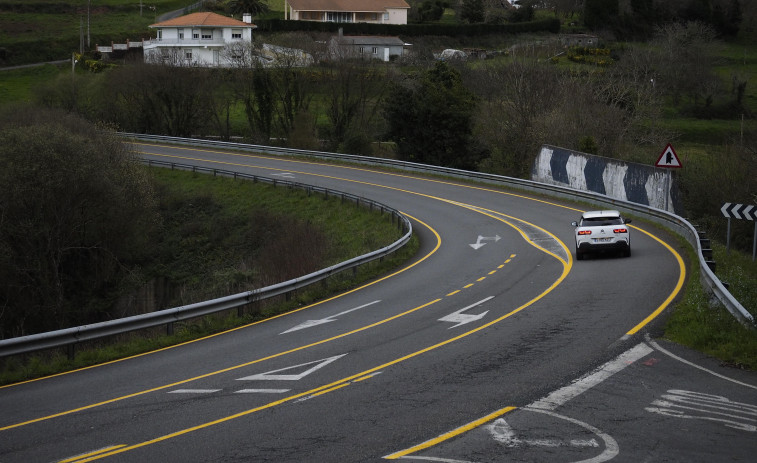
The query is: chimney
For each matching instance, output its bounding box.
[243,13,252,23]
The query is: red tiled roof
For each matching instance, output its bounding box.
[150,12,253,28]
[286,0,410,12]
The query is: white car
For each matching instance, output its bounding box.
[571,210,631,260]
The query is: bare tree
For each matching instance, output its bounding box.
[652,21,719,106]
[321,48,390,153]
[470,60,562,177]
[103,63,213,137]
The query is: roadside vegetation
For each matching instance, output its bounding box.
[0,0,755,380]
[0,106,414,384]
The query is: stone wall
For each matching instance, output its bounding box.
[532,145,683,214]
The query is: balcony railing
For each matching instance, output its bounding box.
[144,37,229,47]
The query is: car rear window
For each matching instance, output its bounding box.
[582,217,623,226]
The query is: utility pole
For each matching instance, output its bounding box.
[87,0,91,48]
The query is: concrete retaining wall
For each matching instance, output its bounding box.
[532,145,683,215]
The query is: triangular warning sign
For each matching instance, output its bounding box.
[656,143,682,168]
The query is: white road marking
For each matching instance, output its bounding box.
[645,334,757,390]
[237,354,347,381]
[235,389,290,394]
[397,456,475,462]
[168,389,220,394]
[522,408,619,463]
[646,389,757,431]
[438,297,493,329]
[281,300,381,334]
[490,417,598,448]
[529,343,653,411]
[469,235,501,250]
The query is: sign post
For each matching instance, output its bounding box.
[721,203,757,261]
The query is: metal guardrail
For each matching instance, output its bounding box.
[123,133,754,328]
[1,134,752,358]
[0,159,412,358]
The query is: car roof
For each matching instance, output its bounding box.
[582,210,621,219]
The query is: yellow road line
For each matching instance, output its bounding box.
[625,225,686,335]
[384,406,518,459]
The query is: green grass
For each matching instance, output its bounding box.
[0,167,418,385]
[664,242,757,370]
[0,63,62,102]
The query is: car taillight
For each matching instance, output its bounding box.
[578,230,592,235]
[613,228,627,233]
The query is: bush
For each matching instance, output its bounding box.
[0,106,160,337]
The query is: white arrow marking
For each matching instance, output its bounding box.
[238,354,346,381]
[439,297,493,328]
[469,235,501,250]
[272,172,295,179]
[489,418,599,448]
[281,300,380,334]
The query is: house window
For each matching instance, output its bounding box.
[359,47,365,54]
[202,30,212,40]
[356,12,378,21]
[192,29,199,39]
[185,50,192,60]
[383,13,389,21]
[232,29,242,39]
[157,30,162,40]
[372,47,378,55]
[179,31,184,40]
[326,12,352,22]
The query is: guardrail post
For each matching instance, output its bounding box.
[696,228,716,272]
[67,343,76,361]
[167,322,174,336]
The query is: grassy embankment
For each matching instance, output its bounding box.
[0,166,418,385]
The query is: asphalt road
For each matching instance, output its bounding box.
[1,143,754,463]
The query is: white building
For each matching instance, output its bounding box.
[144,12,255,67]
[284,0,410,25]
[329,31,408,62]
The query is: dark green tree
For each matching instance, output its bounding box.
[417,0,447,22]
[460,0,485,23]
[0,107,159,337]
[226,0,269,17]
[383,61,480,169]
[584,0,619,30]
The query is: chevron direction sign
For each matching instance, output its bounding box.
[721,203,757,221]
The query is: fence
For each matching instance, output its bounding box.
[119,134,753,327]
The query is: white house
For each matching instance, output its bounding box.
[329,31,408,61]
[144,12,256,67]
[284,0,410,25]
